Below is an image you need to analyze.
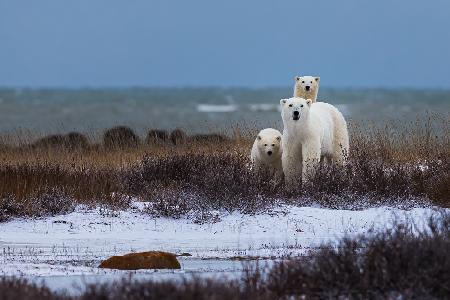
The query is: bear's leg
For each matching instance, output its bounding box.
[302,141,321,183]
[332,116,350,165]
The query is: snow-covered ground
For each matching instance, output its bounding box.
[0,201,445,294]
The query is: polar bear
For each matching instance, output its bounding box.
[280,97,349,187]
[293,75,320,103]
[251,128,283,180]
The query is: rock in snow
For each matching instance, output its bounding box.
[99,251,181,270]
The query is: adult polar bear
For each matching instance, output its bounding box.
[280,97,349,187]
[293,75,320,103]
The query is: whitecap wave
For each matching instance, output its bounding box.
[248,103,279,112]
[196,104,238,113]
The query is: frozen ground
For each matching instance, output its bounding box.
[0,201,445,294]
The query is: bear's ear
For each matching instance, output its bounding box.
[276,136,281,141]
[306,99,312,106]
[315,77,320,82]
[257,135,262,140]
[280,99,287,106]
[295,76,301,81]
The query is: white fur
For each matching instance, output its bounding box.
[251,128,283,180]
[280,97,349,187]
[293,75,320,103]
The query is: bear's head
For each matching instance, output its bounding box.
[294,75,320,95]
[280,97,312,124]
[256,128,282,159]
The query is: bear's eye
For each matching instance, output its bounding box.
[300,104,304,107]
[289,104,293,107]
[310,81,313,84]
[264,144,267,146]
[302,81,305,84]
[271,144,275,147]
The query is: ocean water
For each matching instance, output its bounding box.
[0,88,448,138]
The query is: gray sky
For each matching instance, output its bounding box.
[1,0,449,88]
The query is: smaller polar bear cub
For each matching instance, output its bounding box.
[293,75,320,103]
[281,97,349,186]
[251,128,283,179]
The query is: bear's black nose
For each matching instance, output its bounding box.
[293,111,299,116]
[267,151,272,156]
[305,86,311,91]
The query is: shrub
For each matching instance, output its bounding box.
[169,129,187,145]
[146,129,169,145]
[31,132,90,151]
[127,152,281,214]
[0,277,62,300]
[265,212,450,299]
[80,278,258,300]
[64,132,90,150]
[103,126,140,149]
[31,134,66,150]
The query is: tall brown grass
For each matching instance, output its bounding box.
[0,116,449,220]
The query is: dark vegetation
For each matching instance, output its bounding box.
[103,126,140,149]
[32,132,89,151]
[0,277,60,300]
[146,129,169,145]
[263,212,450,299]
[1,212,449,299]
[169,128,187,145]
[0,117,449,221]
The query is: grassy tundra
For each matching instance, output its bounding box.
[0,116,449,221]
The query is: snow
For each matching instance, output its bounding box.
[0,201,446,293]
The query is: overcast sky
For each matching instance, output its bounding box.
[1,0,449,88]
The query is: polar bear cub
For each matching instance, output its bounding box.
[251,128,283,179]
[280,97,349,186]
[293,75,320,103]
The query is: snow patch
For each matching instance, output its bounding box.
[0,202,445,278]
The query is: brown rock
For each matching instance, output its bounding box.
[99,251,181,270]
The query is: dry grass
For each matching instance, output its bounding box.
[350,114,449,162]
[0,277,62,300]
[264,211,450,299]
[0,116,449,221]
